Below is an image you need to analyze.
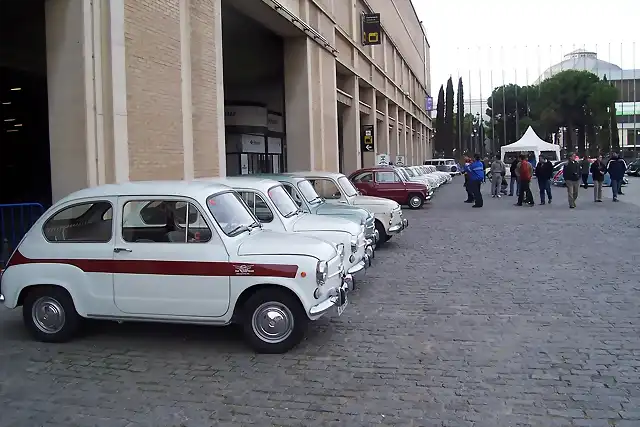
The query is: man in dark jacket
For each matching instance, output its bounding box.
[509,158,519,196]
[607,153,627,202]
[564,153,580,208]
[535,156,553,205]
[590,155,606,202]
[579,156,591,189]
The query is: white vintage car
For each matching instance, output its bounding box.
[287,171,408,245]
[0,181,350,353]
[202,177,372,286]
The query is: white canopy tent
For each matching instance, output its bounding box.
[500,126,561,164]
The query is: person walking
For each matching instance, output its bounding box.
[490,155,506,198]
[535,156,553,205]
[579,155,591,189]
[509,157,519,196]
[564,153,580,208]
[464,154,485,208]
[590,155,606,202]
[515,154,534,206]
[607,153,627,202]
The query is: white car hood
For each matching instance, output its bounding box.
[352,195,400,210]
[291,213,360,237]
[237,230,336,260]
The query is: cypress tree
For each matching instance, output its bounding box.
[434,85,445,155]
[444,77,455,156]
[456,77,464,155]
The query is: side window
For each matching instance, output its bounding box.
[239,191,274,222]
[123,200,212,243]
[43,201,113,243]
[282,183,304,208]
[352,172,373,183]
[311,179,341,199]
[375,171,400,183]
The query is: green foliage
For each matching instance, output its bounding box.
[444,77,455,156]
[456,77,464,153]
[434,85,445,155]
[485,70,619,155]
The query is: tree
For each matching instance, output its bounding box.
[456,77,464,155]
[535,70,617,155]
[433,85,445,155]
[444,77,455,156]
[486,84,538,148]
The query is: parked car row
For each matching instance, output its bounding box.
[626,159,640,176]
[348,165,452,209]
[1,172,413,354]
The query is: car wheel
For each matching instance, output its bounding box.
[23,286,81,343]
[243,288,308,354]
[374,220,387,248]
[408,194,424,209]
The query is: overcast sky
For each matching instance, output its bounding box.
[413,0,640,102]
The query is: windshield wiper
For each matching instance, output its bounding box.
[248,222,261,229]
[227,224,250,235]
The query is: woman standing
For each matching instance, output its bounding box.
[463,157,474,203]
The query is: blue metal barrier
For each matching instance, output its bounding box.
[1,203,46,269]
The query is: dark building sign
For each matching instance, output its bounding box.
[361,13,381,46]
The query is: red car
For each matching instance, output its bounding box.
[348,167,431,209]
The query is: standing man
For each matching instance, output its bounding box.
[490,155,506,198]
[535,156,553,205]
[515,154,534,206]
[607,153,626,202]
[564,153,580,208]
[579,155,591,189]
[590,155,606,202]
[465,154,485,208]
[463,157,474,203]
[509,157,519,197]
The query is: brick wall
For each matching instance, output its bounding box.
[124,0,184,181]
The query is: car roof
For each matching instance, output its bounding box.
[198,176,283,193]
[251,174,307,183]
[58,181,232,204]
[286,171,345,179]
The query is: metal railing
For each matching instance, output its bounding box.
[1,203,46,269]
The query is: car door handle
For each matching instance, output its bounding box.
[113,247,132,253]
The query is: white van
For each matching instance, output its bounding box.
[423,158,459,175]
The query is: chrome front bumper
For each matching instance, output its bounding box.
[309,275,350,317]
[388,218,409,234]
[347,252,372,282]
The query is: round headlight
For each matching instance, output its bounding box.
[350,239,357,253]
[316,260,328,285]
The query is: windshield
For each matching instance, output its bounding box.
[338,176,358,197]
[297,179,322,204]
[396,168,409,180]
[206,191,258,236]
[404,168,415,177]
[268,185,299,217]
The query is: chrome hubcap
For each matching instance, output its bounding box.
[251,302,294,344]
[410,197,421,207]
[32,297,66,334]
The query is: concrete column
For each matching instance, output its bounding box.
[191,0,226,178]
[400,111,408,163]
[284,37,315,171]
[379,98,390,158]
[389,104,398,160]
[361,88,377,168]
[320,50,339,172]
[46,0,92,201]
[342,75,361,174]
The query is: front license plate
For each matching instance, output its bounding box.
[337,295,348,316]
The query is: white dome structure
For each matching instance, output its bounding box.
[534,49,622,84]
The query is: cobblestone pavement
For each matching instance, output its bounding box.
[2,178,640,427]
